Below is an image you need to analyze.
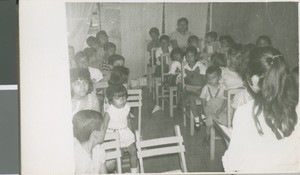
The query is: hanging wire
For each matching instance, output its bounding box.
[266,2,274,26]
[97,3,102,30]
[162,2,165,34]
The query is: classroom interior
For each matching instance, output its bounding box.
[19,1,298,174]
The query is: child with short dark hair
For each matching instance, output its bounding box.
[188,35,200,52]
[204,31,220,54]
[95,30,109,69]
[181,46,207,131]
[167,47,184,86]
[73,110,107,174]
[103,84,138,173]
[153,35,172,77]
[108,66,130,88]
[108,54,125,67]
[200,65,227,146]
[219,35,235,55]
[74,51,103,83]
[147,27,160,60]
[211,52,227,68]
[86,36,99,49]
[256,35,272,47]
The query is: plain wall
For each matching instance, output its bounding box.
[211,2,298,69]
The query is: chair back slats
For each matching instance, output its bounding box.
[137,145,185,158]
[135,125,188,173]
[227,88,245,127]
[103,132,122,173]
[160,53,170,83]
[127,89,142,135]
[136,136,183,148]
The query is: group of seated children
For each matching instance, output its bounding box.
[70,30,138,173]
[147,25,295,146]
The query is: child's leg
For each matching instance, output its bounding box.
[127,143,138,171]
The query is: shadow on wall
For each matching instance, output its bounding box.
[212,2,298,69]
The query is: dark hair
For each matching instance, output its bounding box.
[159,35,170,43]
[211,53,227,67]
[86,36,97,45]
[107,54,125,66]
[103,42,116,51]
[108,66,130,85]
[96,30,108,39]
[245,46,298,139]
[228,43,243,57]
[219,35,235,47]
[73,110,103,143]
[106,84,128,103]
[188,35,200,44]
[70,68,93,97]
[74,51,88,62]
[83,47,96,60]
[170,48,184,61]
[149,27,160,36]
[205,31,218,40]
[177,17,189,25]
[206,65,222,76]
[238,43,256,80]
[256,35,272,46]
[185,46,198,57]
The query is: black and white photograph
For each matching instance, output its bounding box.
[19,1,299,174]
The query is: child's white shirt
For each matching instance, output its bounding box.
[155,46,173,65]
[200,84,226,102]
[88,67,103,83]
[220,67,244,90]
[168,61,181,75]
[74,138,106,174]
[183,61,207,77]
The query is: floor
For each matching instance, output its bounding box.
[129,87,227,173]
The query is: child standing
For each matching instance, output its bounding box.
[73,110,108,174]
[86,36,99,49]
[147,27,160,64]
[181,46,207,131]
[95,30,109,68]
[200,66,227,146]
[70,68,101,115]
[103,84,138,173]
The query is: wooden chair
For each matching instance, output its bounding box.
[180,62,202,136]
[102,132,122,173]
[135,125,188,173]
[227,88,245,127]
[127,89,142,137]
[210,88,244,160]
[160,53,178,117]
[149,47,159,94]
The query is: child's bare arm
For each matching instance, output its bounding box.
[127,113,133,130]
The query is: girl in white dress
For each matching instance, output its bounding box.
[103,84,138,173]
